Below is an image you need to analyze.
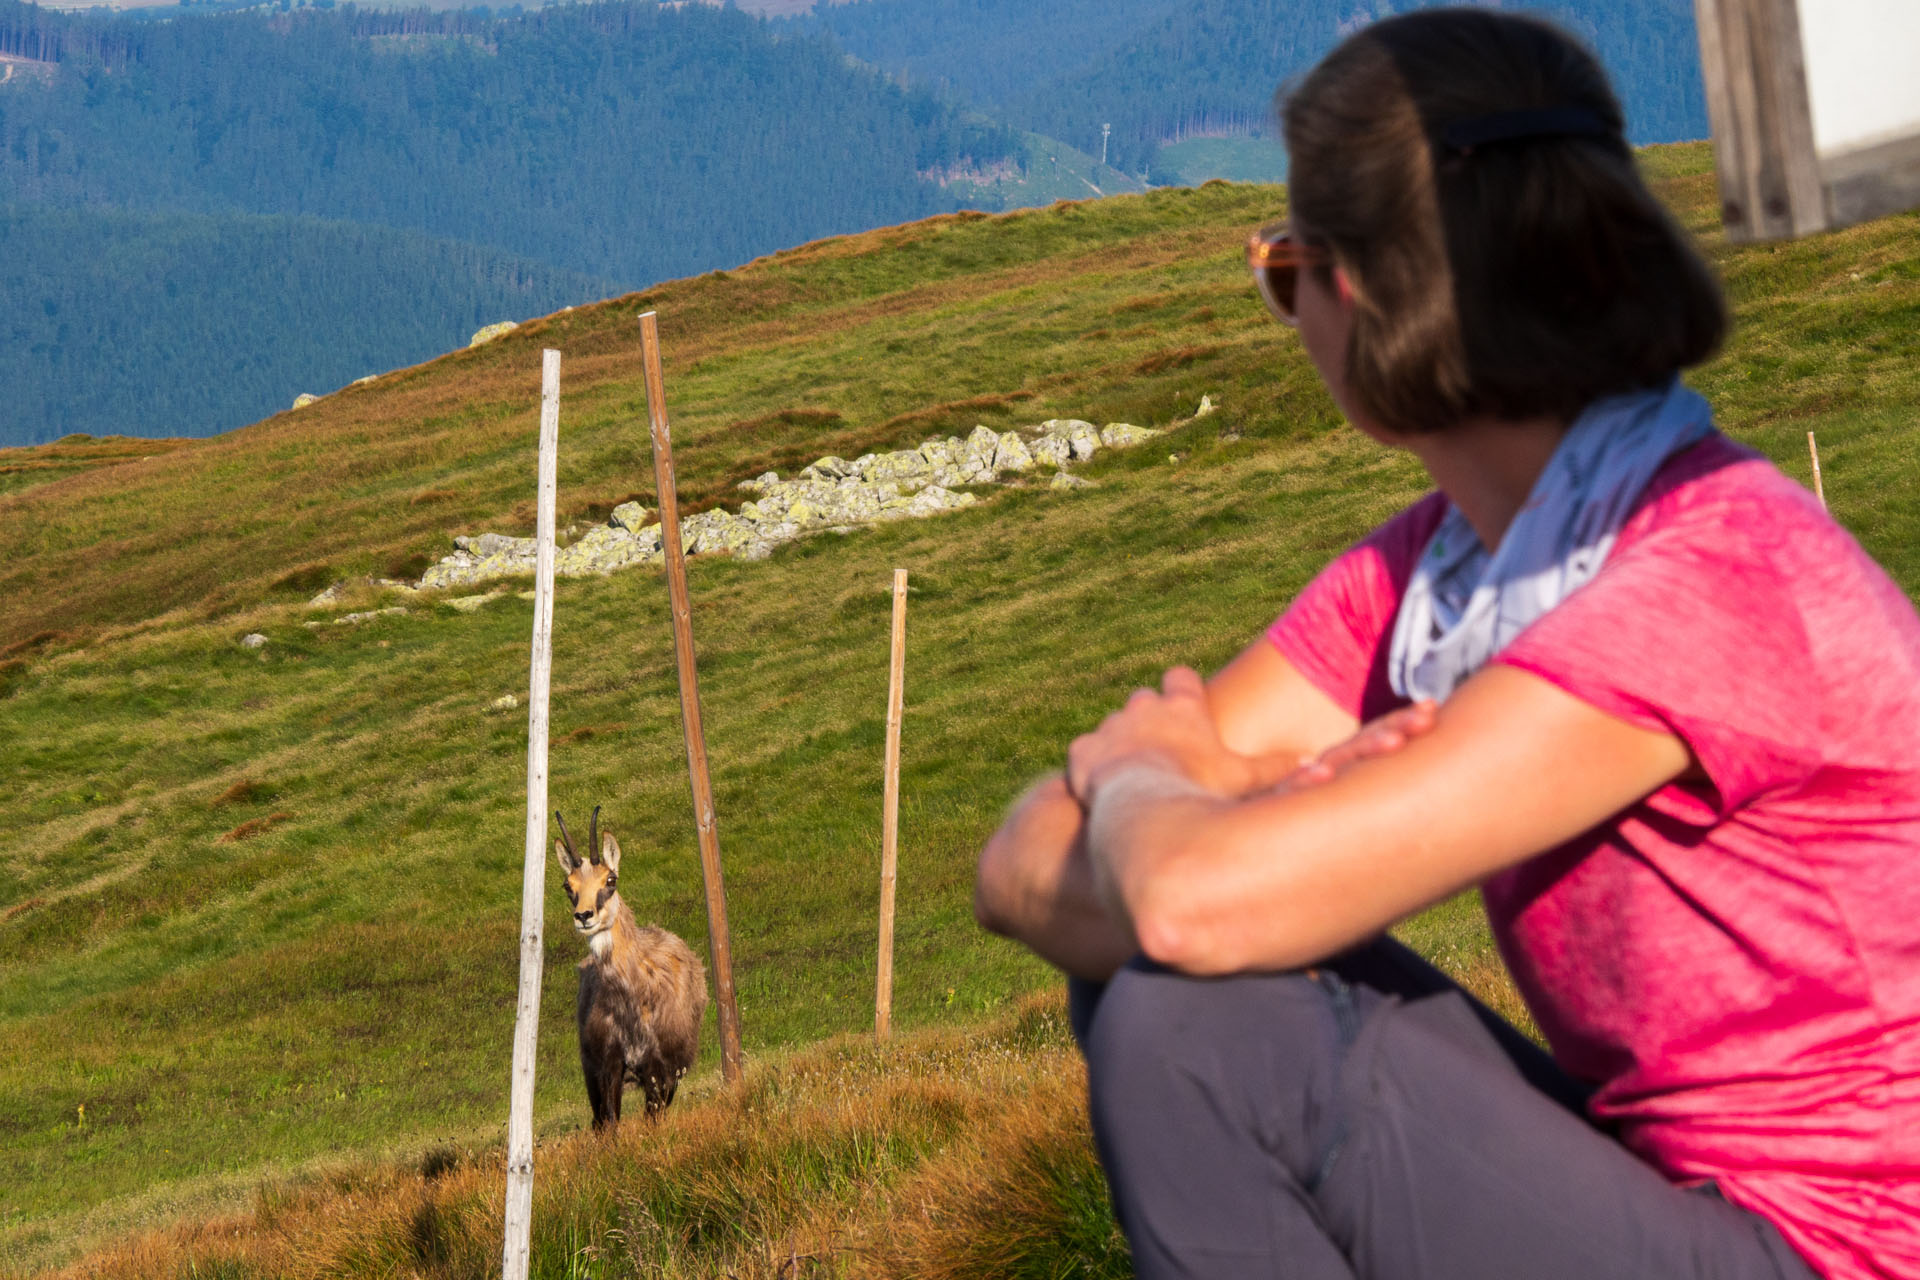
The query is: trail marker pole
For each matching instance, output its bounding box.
[1808,431,1827,510]
[502,349,561,1280]
[876,568,908,1040]
[637,311,743,1086]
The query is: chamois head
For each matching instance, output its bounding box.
[555,806,624,939]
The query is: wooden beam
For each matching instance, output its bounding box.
[876,568,908,1041]
[1694,0,1826,240]
[637,311,744,1087]
[502,348,561,1280]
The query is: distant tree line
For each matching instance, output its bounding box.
[0,203,615,444]
[0,0,1019,285]
[808,0,1711,175]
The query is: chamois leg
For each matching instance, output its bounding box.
[594,1049,627,1130]
[641,1066,677,1118]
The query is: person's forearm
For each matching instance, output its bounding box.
[975,773,1140,981]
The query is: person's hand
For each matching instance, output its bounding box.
[1282,699,1438,788]
[1067,666,1250,801]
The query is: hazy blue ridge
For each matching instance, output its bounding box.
[0,0,1019,286]
[804,0,1708,177]
[798,0,1188,109]
[0,204,618,446]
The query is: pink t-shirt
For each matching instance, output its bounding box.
[1268,436,1920,1280]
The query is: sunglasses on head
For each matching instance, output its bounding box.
[1246,223,1329,327]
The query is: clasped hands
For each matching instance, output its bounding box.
[1065,665,1436,807]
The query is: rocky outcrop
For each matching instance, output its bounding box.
[469,321,519,347]
[405,407,1186,595]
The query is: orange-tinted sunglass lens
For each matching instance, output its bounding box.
[1246,226,1307,326]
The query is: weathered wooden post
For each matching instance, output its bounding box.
[636,311,744,1086]
[876,568,909,1040]
[1808,431,1827,510]
[502,348,561,1280]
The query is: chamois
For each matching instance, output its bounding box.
[554,807,708,1128]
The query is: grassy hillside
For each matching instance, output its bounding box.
[2,144,1918,1275]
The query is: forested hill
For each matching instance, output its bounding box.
[0,0,1021,444]
[0,205,615,443]
[0,0,1015,286]
[807,0,1710,176]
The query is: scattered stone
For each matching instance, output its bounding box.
[411,404,1169,595]
[240,633,269,649]
[446,592,506,613]
[304,607,410,629]
[1050,472,1095,491]
[1100,422,1163,448]
[1030,435,1072,469]
[992,431,1035,474]
[469,321,518,347]
[490,693,519,712]
[1195,394,1216,417]
[354,375,379,387]
[292,393,319,409]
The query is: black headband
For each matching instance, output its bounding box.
[1438,106,1615,156]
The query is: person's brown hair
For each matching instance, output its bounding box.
[1280,9,1725,434]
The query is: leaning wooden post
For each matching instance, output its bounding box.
[875,569,909,1040]
[1808,431,1827,510]
[502,349,561,1280]
[636,311,744,1086]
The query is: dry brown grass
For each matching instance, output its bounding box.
[46,994,1110,1280]
[215,812,292,844]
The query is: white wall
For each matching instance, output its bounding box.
[1799,0,1920,156]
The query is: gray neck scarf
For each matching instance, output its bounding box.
[1387,379,1715,703]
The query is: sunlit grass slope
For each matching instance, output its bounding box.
[2,143,1918,1273]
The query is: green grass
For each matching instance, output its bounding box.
[1154,135,1289,185]
[2,142,1918,1273]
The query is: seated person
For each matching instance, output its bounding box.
[974,11,1919,1279]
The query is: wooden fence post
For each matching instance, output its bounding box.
[636,311,744,1086]
[876,569,908,1041]
[1808,431,1827,510]
[502,349,561,1280]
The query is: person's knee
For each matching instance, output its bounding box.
[1085,960,1333,1102]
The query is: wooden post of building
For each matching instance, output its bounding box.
[1808,431,1827,510]
[636,311,743,1086]
[875,568,908,1040]
[502,349,561,1280]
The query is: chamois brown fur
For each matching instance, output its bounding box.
[555,808,708,1128]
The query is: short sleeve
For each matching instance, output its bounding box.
[1492,516,1825,814]
[1268,494,1447,720]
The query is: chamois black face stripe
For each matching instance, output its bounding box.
[594,883,613,912]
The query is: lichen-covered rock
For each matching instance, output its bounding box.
[240,633,269,649]
[1029,435,1072,469]
[1067,423,1102,461]
[992,432,1035,473]
[556,524,661,576]
[962,425,1002,481]
[469,321,518,347]
[293,393,319,409]
[447,592,505,613]
[490,693,518,712]
[683,509,760,556]
[904,485,977,517]
[800,457,852,482]
[1050,472,1096,491]
[1040,418,1096,437]
[610,501,650,532]
[1195,394,1216,417]
[1100,422,1163,448]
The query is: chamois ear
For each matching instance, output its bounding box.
[600,832,622,877]
[555,838,581,876]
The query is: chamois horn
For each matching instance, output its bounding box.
[556,809,578,862]
[588,805,602,865]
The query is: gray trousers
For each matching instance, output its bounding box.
[1071,941,1820,1280]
